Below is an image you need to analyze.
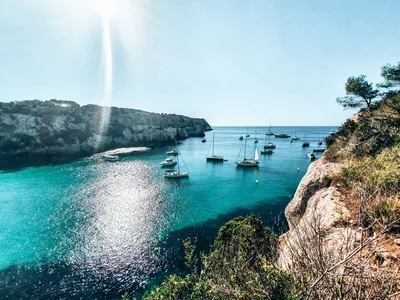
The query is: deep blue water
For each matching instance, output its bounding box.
[0,126,336,299]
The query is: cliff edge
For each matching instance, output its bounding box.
[0,99,212,168]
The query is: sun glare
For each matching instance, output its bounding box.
[94,0,117,21]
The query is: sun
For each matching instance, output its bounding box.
[93,0,117,21]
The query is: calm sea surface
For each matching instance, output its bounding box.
[0,126,336,299]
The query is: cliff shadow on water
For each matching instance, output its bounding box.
[0,196,289,299]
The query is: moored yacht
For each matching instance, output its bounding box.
[206,133,224,162]
[101,154,119,162]
[166,149,179,155]
[236,138,259,167]
[160,157,177,167]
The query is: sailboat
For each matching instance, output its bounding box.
[206,133,224,162]
[265,124,274,136]
[254,128,259,143]
[261,134,273,154]
[291,128,299,141]
[302,128,310,147]
[317,131,323,145]
[164,141,189,178]
[236,138,259,167]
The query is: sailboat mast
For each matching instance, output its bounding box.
[212,132,215,156]
[244,137,247,159]
[176,140,180,173]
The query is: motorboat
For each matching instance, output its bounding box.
[275,133,290,138]
[101,154,119,162]
[313,148,326,153]
[302,142,310,147]
[201,139,206,143]
[308,153,316,159]
[239,136,244,140]
[160,157,178,167]
[166,149,179,155]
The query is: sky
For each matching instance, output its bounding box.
[0,0,399,126]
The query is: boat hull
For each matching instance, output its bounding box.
[313,148,326,153]
[164,171,189,178]
[206,156,224,162]
[160,161,177,167]
[260,150,273,154]
[236,161,258,167]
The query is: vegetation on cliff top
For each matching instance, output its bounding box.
[126,62,400,299]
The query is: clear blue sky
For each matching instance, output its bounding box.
[1,0,399,126]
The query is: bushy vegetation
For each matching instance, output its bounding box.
[141,216,293,300]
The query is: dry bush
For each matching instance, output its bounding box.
[282,201,400,299]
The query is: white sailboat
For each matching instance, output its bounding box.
[265,124,274,136]
[236,138,259,167]
[164,140,189,178]
[206,132,224,162]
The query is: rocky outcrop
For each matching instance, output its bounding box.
[0,99,211,168]
[279,157,356,269]
[284,158,342,230]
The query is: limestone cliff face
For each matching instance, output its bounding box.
[279,157,355,269]
[0,100,211,166]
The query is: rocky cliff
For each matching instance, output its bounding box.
[0,99,211,168]
[278,157,356,269]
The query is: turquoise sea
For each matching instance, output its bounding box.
[0,126,336,299]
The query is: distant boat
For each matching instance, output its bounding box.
[264,143,276,149]
[317,131,323,145]
[291,128,299,140]
[261,148,273,154]
[275,133,290,138]
[261,133,274,154]
[101,154,119,162]
[166,149,179,155]
[236,138,259,167]
[164,141,189,178]
[302,129,310,147]
[254,128,259,143]
[239,136,244,140]
[246,134,250,137]
[160,156,177,167]
[201,138,206,143]
[308,153,316,159]
[206,133,224,162]
[313,147,326,153]
[265,124,274,136]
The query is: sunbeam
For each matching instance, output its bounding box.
[96,15,113,149]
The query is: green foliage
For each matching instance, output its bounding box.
[380,62,400,88]
[143,216,292,300]
[336,75,379,109]
[327,92,400,160]
[339,145,400,231]
[183,238,199,274]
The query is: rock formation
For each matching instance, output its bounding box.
[0,99,211,168]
